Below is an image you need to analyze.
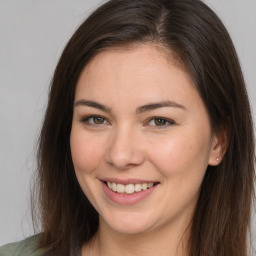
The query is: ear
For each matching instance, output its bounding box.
[208,123,229,166]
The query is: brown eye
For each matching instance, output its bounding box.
[148,117,174,128]
[81,115,108,126]
[93,116,105,124]
[154,118,167,126]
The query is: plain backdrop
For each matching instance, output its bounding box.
[0,0,255,248]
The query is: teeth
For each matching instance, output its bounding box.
[142,183,147,190]
[148,183,153,188]
[106,182,155,194]
[134,183,142,192]
[116,184,125,193]
[125,184,134,194]
[112,182,117,192]
[107,182,112,189]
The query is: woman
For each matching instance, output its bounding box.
[0,0,255,255]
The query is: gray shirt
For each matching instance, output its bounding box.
[0,235,82,256]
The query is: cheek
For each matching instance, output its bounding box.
[147,129,212,177]
[70,128,105,174]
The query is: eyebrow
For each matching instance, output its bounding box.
[74,99,112,113]
[136,101,187,114]
[74,99,186,113]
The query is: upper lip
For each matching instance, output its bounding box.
[101,178,159,185]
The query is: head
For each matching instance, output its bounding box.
[35,0,255,255]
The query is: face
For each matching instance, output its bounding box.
[70,44,220,236]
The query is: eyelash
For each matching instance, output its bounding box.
[80,115,175,128]
[147,117,175,128]
[80,115,110,126]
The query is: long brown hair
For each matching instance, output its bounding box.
[33,0,255,255]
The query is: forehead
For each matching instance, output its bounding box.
[74,44,201,111]
[87,43,185,74]
[76,44,191,89]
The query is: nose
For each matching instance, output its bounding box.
[105,126,145,170]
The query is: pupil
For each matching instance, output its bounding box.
[94,116,104,124]
[155,118,166,126]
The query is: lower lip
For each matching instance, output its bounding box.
[102,182,158,205]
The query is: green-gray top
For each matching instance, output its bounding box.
[0,235,49,256]
[0,235,82,256]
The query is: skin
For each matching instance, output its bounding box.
[70,44,225,256]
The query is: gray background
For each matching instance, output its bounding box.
[0,0,255,247]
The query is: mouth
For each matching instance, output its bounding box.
[102,181,160,195]
[101,179,160,205]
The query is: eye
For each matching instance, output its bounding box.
[81,115,109,126]
[147,117,174,127]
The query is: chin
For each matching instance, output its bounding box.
[109,222,152,235]
[100,211,157,235]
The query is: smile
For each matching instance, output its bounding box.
[106,182,155,194]
[102,179,159,205]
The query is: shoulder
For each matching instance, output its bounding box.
[0,235,47,256]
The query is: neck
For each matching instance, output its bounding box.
[82,217,191,256]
